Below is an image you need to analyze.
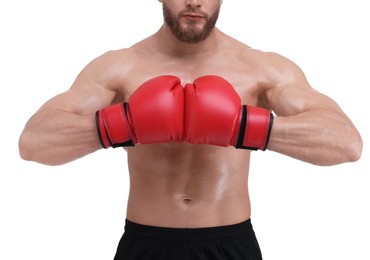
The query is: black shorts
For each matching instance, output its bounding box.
[113,219,263,260]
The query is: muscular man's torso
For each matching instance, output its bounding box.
[106,31,271,228]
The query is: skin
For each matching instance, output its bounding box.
[19,0,362,228]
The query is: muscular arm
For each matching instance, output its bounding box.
[262,53,362,165]
[19,51,124,165]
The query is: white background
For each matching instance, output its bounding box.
[1,0,369,259]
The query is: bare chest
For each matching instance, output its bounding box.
[120,54,264,105]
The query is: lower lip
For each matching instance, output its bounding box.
[183,15,204,21]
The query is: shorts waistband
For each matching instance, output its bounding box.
[124,219,254,242]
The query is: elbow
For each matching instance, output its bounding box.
[18,131,37,162]
[334,129,363,165]
[333,123,363,164]
[19,132,31,161]
[346,133,363,163]
[19,131,81,166]
[18,132,50,165]
[19,140,59,166]
[319,131,363,166]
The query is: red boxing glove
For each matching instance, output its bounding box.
[184,75,273,150]
[184,75,241,146]
[96,75,184,148]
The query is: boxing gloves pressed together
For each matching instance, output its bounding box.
[96,75,274,151]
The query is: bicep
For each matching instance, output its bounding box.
[267,81,346,119]
[39,58,118,116]
[263,55,343,117]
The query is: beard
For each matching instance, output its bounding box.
[163,4,220,44]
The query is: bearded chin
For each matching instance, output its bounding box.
[163,5,220,44]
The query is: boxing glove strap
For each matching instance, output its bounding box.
[96,110,109,148]
[95,102,134,148]
[235,106,248,149]
[236,105,274,151]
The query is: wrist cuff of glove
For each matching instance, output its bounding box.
[95,103,134,148]
[236,105,274,151]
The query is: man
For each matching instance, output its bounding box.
[18,0,363,259]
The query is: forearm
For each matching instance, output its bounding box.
[267,110,362,166]
[19,107,101,165]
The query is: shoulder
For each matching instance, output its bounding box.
[246,50,308,88]
[87,35,156,74]
[70,47,141,99]
[221,33,305,81]
[75,47,143,89]
[226,41,313,109]
[221,35,309,87]
[87,48,138,72]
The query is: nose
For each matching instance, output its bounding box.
[185,0,201,8]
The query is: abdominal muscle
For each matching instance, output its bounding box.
[125,143,252,228]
